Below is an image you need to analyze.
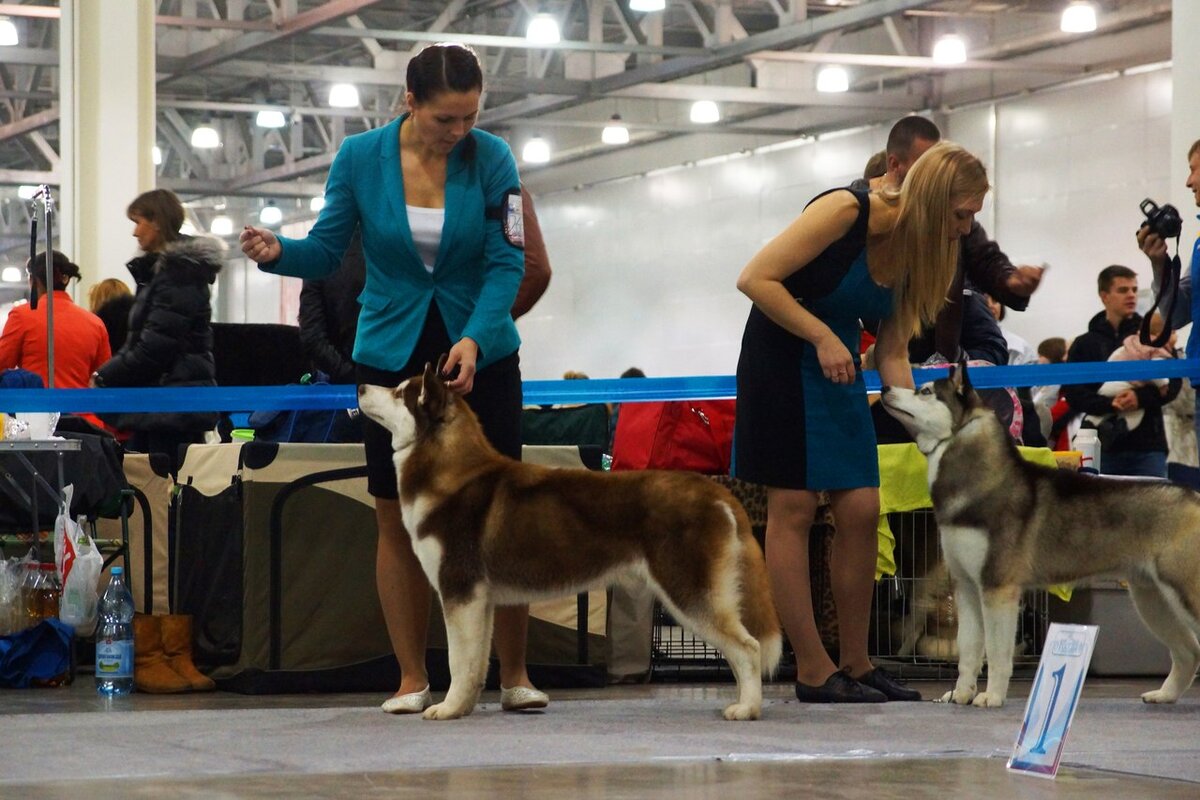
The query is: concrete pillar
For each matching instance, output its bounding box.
[60,0,156,296]
[1172,0,1199,210]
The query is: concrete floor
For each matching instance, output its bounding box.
[1,676,1197,799]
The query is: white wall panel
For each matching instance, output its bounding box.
[984,71,1173,352]
[523,68,1183,380]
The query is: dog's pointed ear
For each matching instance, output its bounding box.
[957,357,973,397]
[419,360,449,419]
[947,362,962,393]
[422,359,438,387]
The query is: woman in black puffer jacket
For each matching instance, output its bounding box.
[92,189,224,475]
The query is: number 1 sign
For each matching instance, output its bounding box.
[1007,623,1098,778]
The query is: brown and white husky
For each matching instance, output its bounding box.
[358,359,781,720]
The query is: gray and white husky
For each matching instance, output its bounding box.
[880,362,1200,708]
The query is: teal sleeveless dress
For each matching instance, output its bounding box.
[734,188,894,490]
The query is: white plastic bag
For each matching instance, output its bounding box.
[53,486,103,634]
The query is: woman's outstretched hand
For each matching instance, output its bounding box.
[239,226,282,263]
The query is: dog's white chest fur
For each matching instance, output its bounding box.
[938,524,990,580]
[390,445,445,587]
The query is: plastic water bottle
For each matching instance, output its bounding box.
[95,567,135,696]
[1073,428,1101,475]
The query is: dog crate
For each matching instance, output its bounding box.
[868,509,1049,680]
[650,605,730,681]
[648,509,1050,683]
[648,475,770,682]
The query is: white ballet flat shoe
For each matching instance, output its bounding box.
[381,686,432,714]
[500,685,549,711]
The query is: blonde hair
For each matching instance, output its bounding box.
[884,141,989,335]
[88,278,133,312]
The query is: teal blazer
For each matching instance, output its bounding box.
[262,115,525,372]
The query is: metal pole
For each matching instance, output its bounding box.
[39,186,55,390]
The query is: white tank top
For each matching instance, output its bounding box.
[406,205,445,274]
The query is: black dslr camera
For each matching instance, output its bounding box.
[1140,198,1183,239]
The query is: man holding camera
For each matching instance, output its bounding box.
[1140,139,1200,444]
[1064,266,1181,478]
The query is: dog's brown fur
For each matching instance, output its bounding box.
[358,360,782,720]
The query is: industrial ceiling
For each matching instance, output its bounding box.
[0,0,1174,264]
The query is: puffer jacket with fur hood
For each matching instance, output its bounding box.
[96,235,225,432]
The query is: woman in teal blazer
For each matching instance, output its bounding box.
[241,43,546,715]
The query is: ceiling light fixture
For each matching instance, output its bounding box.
[525,14,561,44]
[152,146,162,166]
[629,0,666,11]
[190,124,220,148]
[932,34,968,65]
[0,17,17,47]
[255,110,287,128]
[328,83,360,108]
[259,202,283,226]
[601,114,630,145]
[689,100,720,124]
[17,185,38,200]
[1,266,22,282]
[310,195,325,213]
[210,215,234,236]
[522,136,551,164]
[1060,1,1098,33]
[816,66,850,93]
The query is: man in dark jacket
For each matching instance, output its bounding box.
[298,228,365,385]
[853,116,1045,363]
[1064,264,1181,477]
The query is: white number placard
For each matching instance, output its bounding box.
[1007,622,1098,779]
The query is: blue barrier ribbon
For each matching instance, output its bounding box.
[1,359,1198,412]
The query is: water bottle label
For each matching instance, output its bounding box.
[96,640,133,679]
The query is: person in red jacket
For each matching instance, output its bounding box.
[0,250,111,389]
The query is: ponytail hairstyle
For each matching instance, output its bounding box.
[28,250,82,291]
[885,142,990,336]
[406,43,484,104]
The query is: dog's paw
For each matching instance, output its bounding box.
[941,686,977,705]
[971,691,1005,708]
[1140,689,1180,704]
[722,702,760,721]
[422,702,472,720]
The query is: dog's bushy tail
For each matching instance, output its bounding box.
[734,506,782,679]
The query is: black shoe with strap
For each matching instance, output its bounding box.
[855,666,922,701]
[794,668,887,703]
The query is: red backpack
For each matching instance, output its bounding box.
[610,400,736,474]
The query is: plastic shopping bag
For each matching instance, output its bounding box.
[53,486,102,634]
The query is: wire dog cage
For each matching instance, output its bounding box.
[648,509,1050,683]
[869,509,1049,680]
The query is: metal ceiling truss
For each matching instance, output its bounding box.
[0,0,1178,254]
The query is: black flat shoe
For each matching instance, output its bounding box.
[794,669,887,703]
[855,667,922,701]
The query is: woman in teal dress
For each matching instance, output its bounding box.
[735,142,990,703]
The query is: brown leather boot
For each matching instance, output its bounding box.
[160,614,216,691]
[133,614,192,694]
